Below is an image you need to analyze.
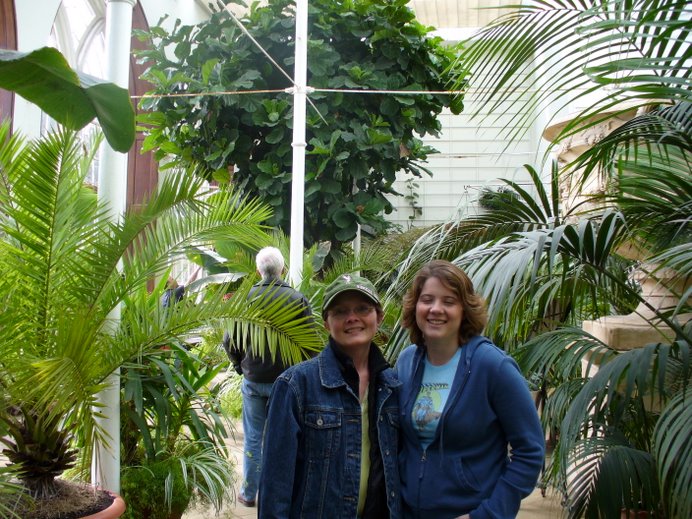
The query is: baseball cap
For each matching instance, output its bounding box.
[322,274,381,314]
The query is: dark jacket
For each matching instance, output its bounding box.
[258,341,402,519]
[396,336,545,519]
[161,285,185,308]
[224,277,313,383]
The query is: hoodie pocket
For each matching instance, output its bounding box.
[454,457,481,493]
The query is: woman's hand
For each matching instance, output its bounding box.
[455,515,470,519]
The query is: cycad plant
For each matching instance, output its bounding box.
[0,122,319,511]
[385,0,690,517]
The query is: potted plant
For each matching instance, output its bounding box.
[119,332,234,519]
[0,121,279,517]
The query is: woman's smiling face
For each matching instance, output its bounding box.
[324,291,382,351]
[415,276,463,348]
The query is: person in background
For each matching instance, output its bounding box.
[224,246,313,507]
[396,260,544,519]
[258,274,402,519]
[161,265,201,308]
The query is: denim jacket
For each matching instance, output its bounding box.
[259,343,402,519]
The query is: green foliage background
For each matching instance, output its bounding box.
[136,0,464,253]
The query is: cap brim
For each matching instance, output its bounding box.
[323,288,380,313]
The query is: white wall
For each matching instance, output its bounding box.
[387,97,547,229]
[140,0,211,30]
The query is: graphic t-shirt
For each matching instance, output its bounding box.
[412,348,461,449]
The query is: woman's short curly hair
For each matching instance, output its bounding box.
[402,260,488,347]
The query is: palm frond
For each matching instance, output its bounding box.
[0,466,24,519]
[456,212,634,345]
[652,244,692,279]
[452,0,691,147]
[653,385,692,519]
[560,340,690,469]
[517,327,617,383]
[566,439,658,519]
[575,102,692,183]
[220,279,324,366]
[610,150,692,252]
[384,163,562,304]
[0,121,26,220]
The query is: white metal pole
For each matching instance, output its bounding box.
[92,0,136,494]
[353,224,361,276]
[288,0,308,286]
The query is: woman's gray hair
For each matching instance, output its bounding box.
[256,246,285,279]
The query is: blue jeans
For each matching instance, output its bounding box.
[240,378,274,502]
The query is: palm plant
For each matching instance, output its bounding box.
[0,122,320,512]
[119,339,234,519]
[385,0,690,517]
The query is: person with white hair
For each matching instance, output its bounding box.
[224,246,314,507]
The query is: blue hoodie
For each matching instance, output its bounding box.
[396,336,545,519]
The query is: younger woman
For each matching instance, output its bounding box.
[396,260,544,519]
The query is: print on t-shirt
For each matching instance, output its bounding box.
[412,349,461,448]
[413,384,445,430]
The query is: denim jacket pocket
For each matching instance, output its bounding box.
[305,410,342,459]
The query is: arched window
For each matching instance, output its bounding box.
[48,0,106,187]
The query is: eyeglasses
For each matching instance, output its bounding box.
[328,304,375,320]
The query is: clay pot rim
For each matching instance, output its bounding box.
[80,490,125,519]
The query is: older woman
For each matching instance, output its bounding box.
[396,260,544,519]
[259,274,401,519]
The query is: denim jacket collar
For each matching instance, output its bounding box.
[320,338,400,391]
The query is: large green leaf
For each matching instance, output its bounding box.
[0,47,135,152]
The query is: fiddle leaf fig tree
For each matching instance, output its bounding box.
[135,0,465,253]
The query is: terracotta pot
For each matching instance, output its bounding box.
[620,510,651,519]
[81,491,126,519]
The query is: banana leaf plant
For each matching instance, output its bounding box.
[0,47,135,152]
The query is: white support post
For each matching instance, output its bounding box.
[353,224,361,277]
[288,0,309,286]
[92,0,136,494]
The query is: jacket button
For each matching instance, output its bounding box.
[317,418,323,426]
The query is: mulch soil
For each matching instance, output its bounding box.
[2,479,115,519]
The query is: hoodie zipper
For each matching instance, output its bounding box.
[416,449,427,518]
[410,345,476,514]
